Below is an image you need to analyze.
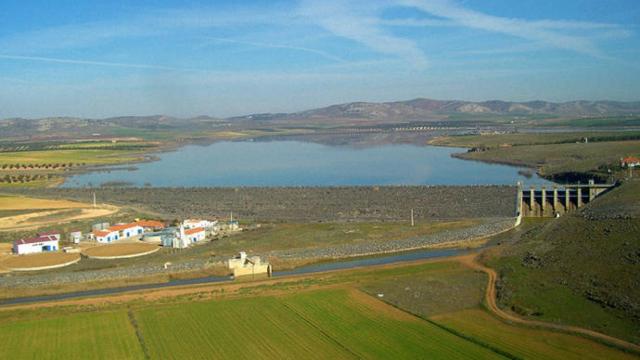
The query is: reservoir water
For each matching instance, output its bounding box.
[62,141,551,187]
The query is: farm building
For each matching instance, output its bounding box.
[92,229,120,243]
[135,220,166,232]
[621,156,640,168]
[183,219,218,231]
[110,223,144,239]
[143,227,178,247]
[37,231,61,241]
[13,236,59,255]
[183,227,206,243]
[227,252,272,278]
[69,231,82,244]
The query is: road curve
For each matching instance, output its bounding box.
[460,254,640,354]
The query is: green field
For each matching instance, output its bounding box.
[211,220,480,255]
[0,310,144,360]
[0,258,635,359]
[0,149,144,166]
[137,289,501,359]
[430,131,640,148]
[433,309,637,360]
[430,132,640,181]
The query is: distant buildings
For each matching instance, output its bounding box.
[91,220,163,243]
[621,156,640,168]
[13,236,59,255]
[69,231,82,244]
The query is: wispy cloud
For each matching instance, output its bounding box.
[397,0,610,57]
[298,0,429,69]
[0,54,191,71]
[203,37,346,63]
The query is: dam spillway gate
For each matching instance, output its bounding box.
[517,180,615,218]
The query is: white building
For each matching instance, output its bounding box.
[69,231,82,244]
[110,223,144,239]
[183,227,206,243]
[93,229,120,243]
[227,252,271,278]
[13,236,59,255]
[183,219,217,231]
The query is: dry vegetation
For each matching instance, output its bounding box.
[0,253,80,270]
[82,243,158,258]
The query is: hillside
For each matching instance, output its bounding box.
[3,98,640,139]
[485,179,640,343]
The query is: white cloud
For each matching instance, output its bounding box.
[202,37,346,63]
[397,0,610,56]
[298,0,429,69]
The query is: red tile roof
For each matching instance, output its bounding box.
[184,227,205,235]
[109,223,140,231]
[14,236,57,245]
[92,230,114,237]
[622,156,640,163]
[135,220,165,229]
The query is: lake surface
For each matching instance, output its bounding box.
[62,141,552,187]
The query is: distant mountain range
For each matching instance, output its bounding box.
[230,99,640,123]
[2,98,640,138]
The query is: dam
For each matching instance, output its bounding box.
[517,180,615,218]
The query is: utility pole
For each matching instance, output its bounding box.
[92,192,96,208]
[410,209,415,227]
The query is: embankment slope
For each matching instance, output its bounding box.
[485,179,640,344]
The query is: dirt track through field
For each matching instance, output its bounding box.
[460,254,640,354]
[0,205,118,231]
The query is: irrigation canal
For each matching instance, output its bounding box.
[0,247,468,306]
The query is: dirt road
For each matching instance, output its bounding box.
[460,254,640,354]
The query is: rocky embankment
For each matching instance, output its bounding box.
[19,186,517,221]
[0,218,515,289]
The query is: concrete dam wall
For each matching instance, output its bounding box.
[22,186,517,222]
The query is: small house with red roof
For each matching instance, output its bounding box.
[13,235,59,255]
[92,229,120,243]
[110,223,144,239]
[621,156,640,168]
[184,227,206,243]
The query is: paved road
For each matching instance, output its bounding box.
[0,247,467,307]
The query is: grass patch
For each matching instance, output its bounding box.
[0,310,145,359]
[361,262,486,317]
[485,180,640,344]
[432,309,638,360]
[210,220,480,255]
[137,288,503,359]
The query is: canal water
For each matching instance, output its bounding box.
[62,141,551,187]
[0,247,468,306]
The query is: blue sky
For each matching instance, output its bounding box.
[1,0,639,118]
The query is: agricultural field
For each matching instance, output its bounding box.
[136,289,502,359]
[429,131,640,148]
[0,148,145,167]
[430,132,640,181]
[432,309,637,360]
[0,194,118,232]
[0,310,145,360]
[0,258,635,359]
